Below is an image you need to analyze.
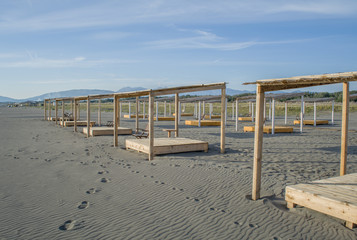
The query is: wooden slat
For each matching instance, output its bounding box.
[83,127,132,136]
[341,82,349,175]
[244,126,293,134]
[185,120,221,126]
[293,120,329,125]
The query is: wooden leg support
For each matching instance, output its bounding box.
[287,202,297,209]
[346,221,356,229]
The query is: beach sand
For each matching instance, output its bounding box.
[0,106,356,239]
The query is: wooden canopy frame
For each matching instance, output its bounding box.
[243,71,357,200]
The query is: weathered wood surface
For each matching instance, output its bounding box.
[153,117,175,121]
[125,137,208,155]
[185,120,221,126]
[173,113,193,116]
[244,126,293,134]
[238,117,254,121]
[294,120,329,125]
[285,173,357,229]
[123,114,148,119]
[83,127,132,136]
[60,121,95,127]
[204,115,221,119]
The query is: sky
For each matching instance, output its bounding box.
[1,0,357,99]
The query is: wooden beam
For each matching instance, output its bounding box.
[252,85,265,200]
[220,86,226,154]
[87,98,90,138]
[152,83,225,96]
[340,82,349,176]
[149,92,154,160]
[175,93,179,137]
[114,96,118,147]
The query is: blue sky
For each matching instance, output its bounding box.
[1,0,357,99]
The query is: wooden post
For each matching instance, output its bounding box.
[178,102,181,121]
[300,96,304,133]
[252,85,264,200]
[263,98,266,123]
[235,99,239,131]
[114,96,118,147]
[340,82,349,176]
[128,102,131,119]
[331,100,335,125]
[202,101,205,116]
[271,98,275,135]
[71,100,73,117]
[98,99,101,127]
[149,92,154,160]
[120,102,122,118]
[55,100,58,125]
[169,102,171,116]
[198,101,201,127]
[249,101,252,115]
[74,100,77,132]
[78,101,80,120]
[210,103,212,119]
[87,98,90,138]
[48,100,51,121]
[285,102,288,125]
[118,98,121,127]
[143,101,146,120]
[164,101,167,117]
[231,102,234,120]
[136,97,139,133]
[220,87,226,154]
[175,93,179,137]
[251,102,254,122]
[61,100,65,128]
[44,100,47,120]
[314,102,317,127]
[156,101,159,122]
[269,100,272,120]
[225,99,228,126]
[194,103,197,118]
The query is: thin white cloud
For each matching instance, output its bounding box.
[0,0,356,32]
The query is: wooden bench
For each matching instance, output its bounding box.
[162,129,177,137]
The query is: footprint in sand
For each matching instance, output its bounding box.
[78,201,89,209]
[59,220,76,231]
[98,170,109,175]
[100,178,110,183]
[86,188,100,194]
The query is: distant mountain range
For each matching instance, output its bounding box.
[0,87,251,103]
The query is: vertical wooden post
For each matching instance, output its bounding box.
[313,102,317,127]
[48,100,51,121]
[220,86,226,154]
[78,102,80,120]
[209,103,212,119]
[232,102,234,120]
[269,100,272,120]
[120,102,122,118]
[169,102,171,116]
[175,93,179,137]
[156,101,159,122]
[225,98,228,126]
[114,96,118,147]
[74,100,77,132]
[55,100,58,125]
[98,99,101,127]
[128,102,131,119]
[235,99,239,131]
[194,103,197,118]
[136,97,139,133]
[300,96,304,133]
[143,101,146,120]
[164,101,167,117]
[263,98,266,122]
[271,98,275,135]
[149,92,154,160]
[252,85,264,200]
[198,101,201,127]
[202,101,205,116]
[340,82,349,176]
[284,102,288,125]
[117,98,121,127]
[61,100,65,128]
[44,100,47,120]
[249,102,252,115]
[178,102,181,121]
[331,100,335,125]
[87,98,90,138]
[71,100,74,117]
[251,102,254,122]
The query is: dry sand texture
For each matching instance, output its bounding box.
[0,106,356,239]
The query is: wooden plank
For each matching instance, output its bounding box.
[83,127,132,136]
[294,120,329,125]
[173,113,193,116]
[238,117,254,121]
[185,120,221,126]
[62,121,95,127]
[341,82,349,176]
[244,126,293,134]
[252,85,264,200]
[125,138,208,155]
[154,117,175,121]
[123,114,148,119]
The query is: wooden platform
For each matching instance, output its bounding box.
[238,117,254,121]
[285,173,357,229]
[83,127,132,136]
[294,120,329,125]
[154,117,175,121]
[185,120,221,126]
[173,113,193,116]
[49,117,74,121]
[244,126,293,134]
[204,115,221,119]
[123,114,148,119]
[125,137,208,155]
[60,121,95,127]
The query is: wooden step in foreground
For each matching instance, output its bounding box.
[244,126,293,134]
[294,120,329,125]
[285,173,357,229]
[83,127,132,136]
[185,120,221,126]
[126,137,208,155]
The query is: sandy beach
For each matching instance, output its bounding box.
[0,106,356,239]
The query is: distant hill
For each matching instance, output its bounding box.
[0,87,253,103]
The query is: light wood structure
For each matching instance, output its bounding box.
[293,120,329,125]
[185,120,221,126]
[153,116,175,121]
[244,71,357,228]
[244,126,293,134]
[124,114,148,119]
[83,127,132,136]
[60,120,95,127]
[238,117,254,121]
[286,173,357,229]
[125,138,208,155]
